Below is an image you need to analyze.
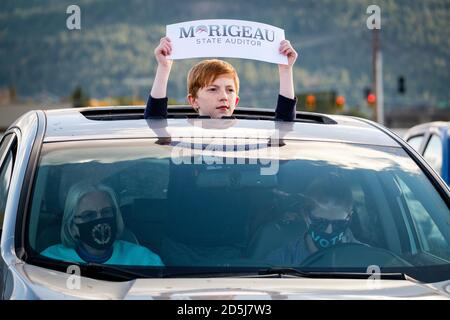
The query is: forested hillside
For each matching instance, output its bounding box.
[0,0,449,109]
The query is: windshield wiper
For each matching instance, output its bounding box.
[306,271,406,280]
[161,267,407,279]
[83,263,155,281]
[30,256,153,281]
[258,267,311,278]
[32,256,410,281]
[161,269,261,278]
[162,267,317,278]
[258,267,407,280]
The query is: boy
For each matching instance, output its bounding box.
[144,37,298,121]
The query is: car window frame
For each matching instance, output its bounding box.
[0,133,18,234]
[423,133,443,175]
[0,133,16,166]
[406,134,425,153]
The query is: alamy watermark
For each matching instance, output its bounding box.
[366,265,381,289]
[366,5,381,30]
[66,265,81,290]
[64,5,380,32]
[170,124,281,176]
[66,5,81,30]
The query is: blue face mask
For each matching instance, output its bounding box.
[307,213,351,249]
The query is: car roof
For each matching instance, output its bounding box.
[40,106,400,147]
[405,121,450,137]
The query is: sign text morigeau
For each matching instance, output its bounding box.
[166,19,288,64]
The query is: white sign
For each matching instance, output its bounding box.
[166,19,288,65]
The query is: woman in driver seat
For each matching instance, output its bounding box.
[265,173,364,266]
[41,181,164,266]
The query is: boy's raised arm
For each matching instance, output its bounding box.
[276,40,298,121]
[145,37,173,118]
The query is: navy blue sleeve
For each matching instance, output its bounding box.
[275,94,297,121]
[144,96,168,119]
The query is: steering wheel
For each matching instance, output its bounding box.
[299,243,412,268]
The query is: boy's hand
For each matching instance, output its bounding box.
[151,37,173,98]
[154,37,173,69]
[278,39,298,70]
[277,39,297,99]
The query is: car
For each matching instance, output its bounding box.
[404,121,450,185]
[0,106,449,300]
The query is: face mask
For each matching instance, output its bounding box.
[308,228,345,249]
[306,206,352,249]
[76,217,116,251]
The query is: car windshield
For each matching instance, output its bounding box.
[26,138,450,282]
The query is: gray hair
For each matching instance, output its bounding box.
[60,181,124,248]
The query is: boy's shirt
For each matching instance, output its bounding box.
[144,94,297,121]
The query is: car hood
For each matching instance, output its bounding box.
[8,263,450,299]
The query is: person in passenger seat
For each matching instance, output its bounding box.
[40,181,164,266]
[265,173,364,265]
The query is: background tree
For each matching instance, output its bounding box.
[71,86,89,108]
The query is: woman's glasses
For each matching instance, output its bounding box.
[74,206,116,223]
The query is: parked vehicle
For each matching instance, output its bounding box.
[1,107,449,299]
[404,121,450,185]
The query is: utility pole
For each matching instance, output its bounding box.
[372,29,384,125]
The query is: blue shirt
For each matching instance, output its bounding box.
[265,229,362,266]
[41,240,164,266]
